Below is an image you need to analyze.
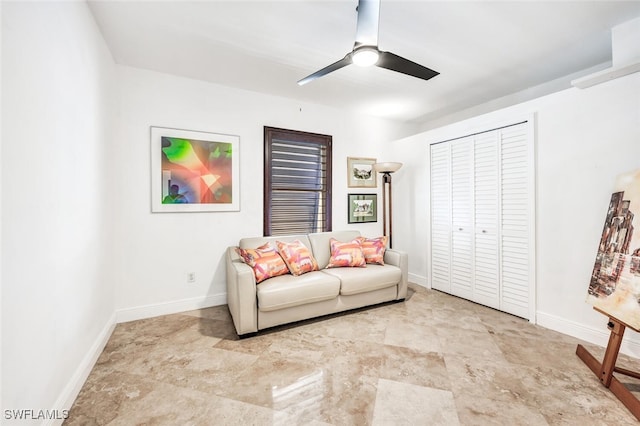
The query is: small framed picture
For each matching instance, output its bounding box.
[348,193,377,223]
[347,157,377,188]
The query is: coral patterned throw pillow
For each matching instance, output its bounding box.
[237,243,290,283]
[357,236,388,265]
[327,238,366,268]
[276,240,319,276]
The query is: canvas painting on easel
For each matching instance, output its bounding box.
[587,169,640,329]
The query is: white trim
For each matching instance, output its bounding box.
[526,115,537,324]
[411,281,429,291]
[537,311,640,358]
[115,293,227,323]
[571,61,640,89]
[47,293,227,425]
[425,145,433,290]
[409,273,428,288]
[422,113,532,147]
[46,312,117,426]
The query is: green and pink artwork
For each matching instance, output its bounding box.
[151,127,239,212]
[587,169,640,329]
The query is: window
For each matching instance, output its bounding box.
[264,126,332,236]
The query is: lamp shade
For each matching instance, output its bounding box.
[372,162,403,173]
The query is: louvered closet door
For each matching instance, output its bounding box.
[450,137,474,299]
[429,121,533,320]
[473,132,500,310]
[430,143,451,293]
[500,125,530,318]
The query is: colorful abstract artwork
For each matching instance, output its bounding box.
[587,169,640,329]
[151,127,239,212]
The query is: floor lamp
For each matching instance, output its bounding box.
[372,162,402,248]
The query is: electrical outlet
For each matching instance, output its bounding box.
[187,272,196,283]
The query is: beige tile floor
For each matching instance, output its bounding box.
[66,284,640,425]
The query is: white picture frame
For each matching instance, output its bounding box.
[150,126,240,213]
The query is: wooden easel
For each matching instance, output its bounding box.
[576,307,640,420]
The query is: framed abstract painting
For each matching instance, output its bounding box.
[151,127,239,213]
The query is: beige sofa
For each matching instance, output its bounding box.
[226,230,408,336]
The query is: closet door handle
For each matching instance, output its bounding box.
[458,227,463,231]
[482,230,487,233]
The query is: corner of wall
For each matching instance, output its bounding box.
[47,313,117,426]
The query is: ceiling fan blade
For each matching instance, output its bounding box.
[354,0,380,47]
[377,51,439,82]
[297,54,353,86]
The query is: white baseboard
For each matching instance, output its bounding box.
[47,312,117,426]
[536,310,640,358]
[48,293,227,425]
[115,293,227,323]
[408,272,428,288]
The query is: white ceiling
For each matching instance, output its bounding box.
[88,0,640,124]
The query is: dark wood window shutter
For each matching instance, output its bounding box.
[264,127,332,236]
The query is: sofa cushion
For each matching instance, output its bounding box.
[327,238,366,268]
[256,271,340,312]
[322,264,401,296]
[237,243,290,283]
[240,234,311,250]
[358,236,388,265]
[276,239,319,276]
[308,230,362,269]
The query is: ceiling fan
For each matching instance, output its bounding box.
[297,0,439,86]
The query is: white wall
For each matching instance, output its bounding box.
[113,66,416,320]
[0,0,4,417]
[381,137,430,286]
[1,2,116,424]
[393,72,640,354]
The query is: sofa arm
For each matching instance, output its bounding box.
[226,247,258,335]
[384,248,408,299]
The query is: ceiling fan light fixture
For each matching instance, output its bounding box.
[296,0,438,85]
[352,46,379,67]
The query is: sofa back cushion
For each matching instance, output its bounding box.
[239,234,311,250]
[308,230,361,269]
